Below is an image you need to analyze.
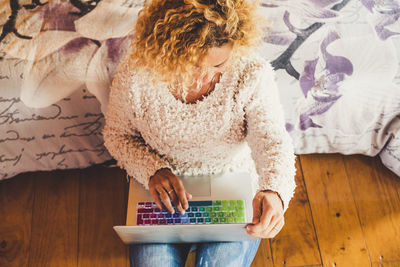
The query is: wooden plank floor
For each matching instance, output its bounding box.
[1,154,400,267]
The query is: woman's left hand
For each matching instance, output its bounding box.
[246,190,285,238]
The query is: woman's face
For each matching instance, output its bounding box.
[192,43,233,86]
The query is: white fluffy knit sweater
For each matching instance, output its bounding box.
[102,55,297,213]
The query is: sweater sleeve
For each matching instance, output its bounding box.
[245,62,297,213]
[102,59,170,190]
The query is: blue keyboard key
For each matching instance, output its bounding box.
[166,213,172,218]
[191,207,198,212]
[197,218,204,223]
[189,218,196,224]
[173,213,180,218]
[182,218,189,224]
[174,218,181,224]
[167,219,173,224]
[195,212,202,217]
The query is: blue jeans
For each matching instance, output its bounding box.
[129,239,261,267]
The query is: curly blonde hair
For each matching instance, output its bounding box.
[127,0,267,92]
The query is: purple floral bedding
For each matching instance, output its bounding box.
[1,0,399,179]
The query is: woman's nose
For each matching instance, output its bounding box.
[203,69,217,83]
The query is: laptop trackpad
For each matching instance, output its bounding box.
[180,175,211,197]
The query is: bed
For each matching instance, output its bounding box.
[1,0,399,180]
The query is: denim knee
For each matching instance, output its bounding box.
[195,238,261,267]
[129,243,191,267]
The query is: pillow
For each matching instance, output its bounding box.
[0,59,113,180]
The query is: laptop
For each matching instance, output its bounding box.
[113,171,259,244]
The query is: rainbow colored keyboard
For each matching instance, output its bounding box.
[136,200,246,225]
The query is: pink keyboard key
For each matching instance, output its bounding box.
[138,208,153,213]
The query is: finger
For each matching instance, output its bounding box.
[156,185,175,214]
[260,199,275,228]
[261,197,283,233]
[186,192,193,200]
[159,180,178,211]
[266,217,284,238]
[170,177,189,210]
[251,196,262,224]
[169,189,185,215]
[263,214,283,235]
[161,180,183,214]
[247,203,273,234]
[149,187,163,210]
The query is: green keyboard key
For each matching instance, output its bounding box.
[227,217,234,223]
[199,207,205,212]
[220,218,227,223]
[203,212,209,217]
[212,218,219,223]
[213,200,222,206]
[229,206,235,211]
[205,218,212,223]
[237,206,244,211]
[230,200,236,206]
[238,211,245,217]
[235,217,245,223]
[222,200,229,206]
[233,211,239,217]
[214,207,220,211]
[221,206,228,211]
[206,207,212,212]
[210,212,216,217]
[237,200,244,206]
[218,212,224,217]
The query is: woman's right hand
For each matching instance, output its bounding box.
[148,168,192,215]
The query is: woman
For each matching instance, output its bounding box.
[103,0,296,266]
